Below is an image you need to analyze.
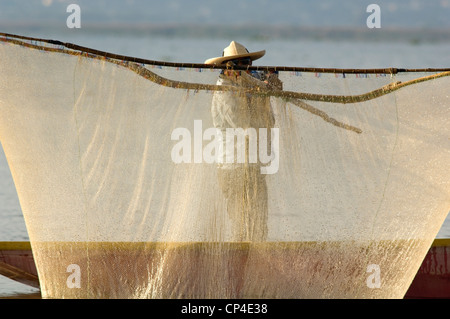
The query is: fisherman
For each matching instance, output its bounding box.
[205,41,282,242]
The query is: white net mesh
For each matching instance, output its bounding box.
[0,34,449,298]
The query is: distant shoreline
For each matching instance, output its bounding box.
[1,23,450,43]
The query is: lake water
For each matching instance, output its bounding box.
[0,32,449,297]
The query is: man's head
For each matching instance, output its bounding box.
[204,41,265,66]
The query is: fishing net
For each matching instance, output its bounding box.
[0,33,449,298]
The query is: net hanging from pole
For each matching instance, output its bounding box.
[0,33,449,298]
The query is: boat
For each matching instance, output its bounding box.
[0,241,39,289]
[404,238,450,299]
[1,239,449,298]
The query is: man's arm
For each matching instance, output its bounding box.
[239,71,283,91]
[265,72,283,91]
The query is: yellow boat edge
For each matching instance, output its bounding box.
[1,238,449,251]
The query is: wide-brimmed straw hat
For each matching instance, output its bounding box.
[204,41,265,65]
